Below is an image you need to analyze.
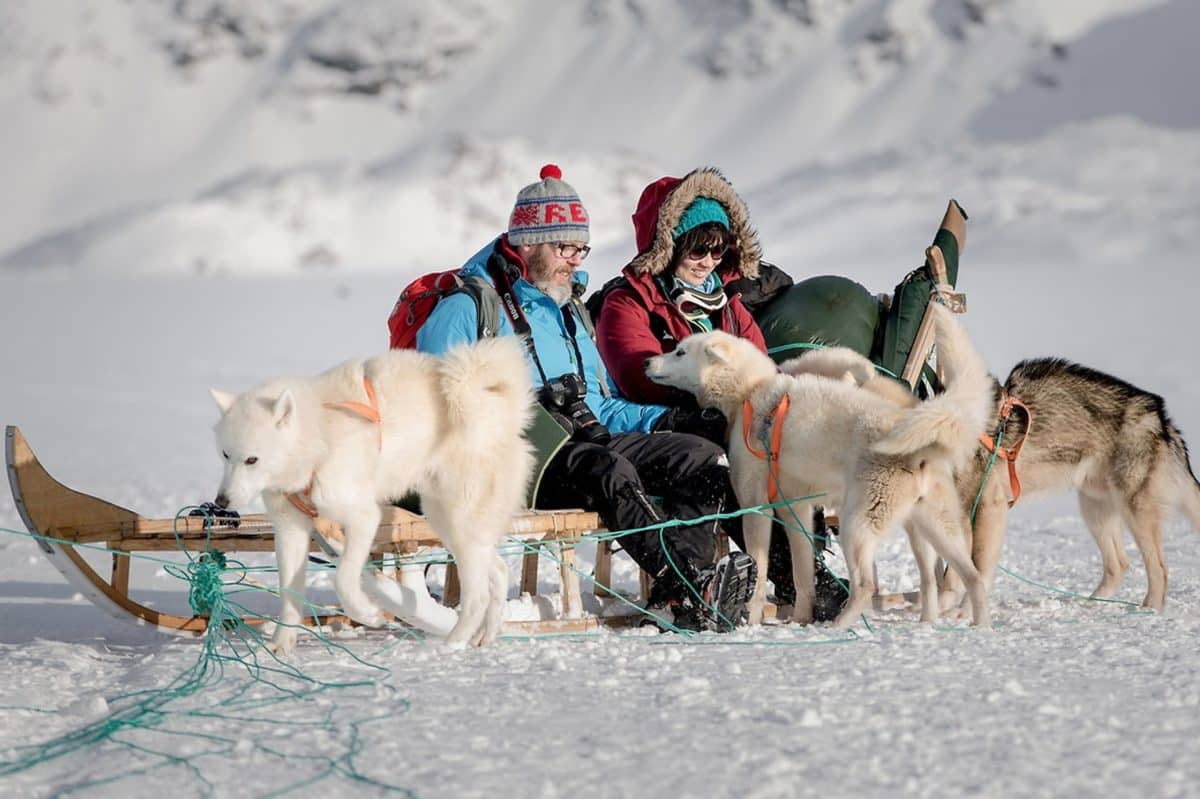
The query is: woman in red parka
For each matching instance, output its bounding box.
[595,167,768,407]
[592,168,853,618]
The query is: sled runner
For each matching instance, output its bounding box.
[5,425,639,637]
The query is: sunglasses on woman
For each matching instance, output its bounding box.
[684,243,730,262]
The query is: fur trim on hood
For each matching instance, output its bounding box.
[628,167,761,279]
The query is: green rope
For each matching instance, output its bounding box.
[187,549,230,616]
[970,427,1004,527]
[500,499,825,637]
[766,342,828,356]
[0,507,418,797]
[996,564,1149,610]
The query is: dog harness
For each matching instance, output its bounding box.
[325,375,383,449]
[741,393,791,503]
[977,390,1032,507]
[286,482,320,518]
[285,376,383,518]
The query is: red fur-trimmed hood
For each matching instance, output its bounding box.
[628,167,762,279]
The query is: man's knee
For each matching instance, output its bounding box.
[685,437,732,484]
[689,458,734,505]
[562,442,640,488]
[660,434,733,504]
[676,433,727,464]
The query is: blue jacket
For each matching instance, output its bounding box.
[417,236,667,434]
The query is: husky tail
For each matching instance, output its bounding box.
[873,303,992,466]
[438,336,536,456]
[1165,421,1200,531]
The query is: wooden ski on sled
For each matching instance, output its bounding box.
[4,425,641,637]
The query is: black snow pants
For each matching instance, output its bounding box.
[535,431,728,603]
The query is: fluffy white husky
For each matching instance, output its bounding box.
[210,337,535,654]
[645,304,994,627]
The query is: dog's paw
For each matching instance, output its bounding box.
[269,629,297,657]
[941,605,970,623]
[746,597,767,626]
[788,607,815,626]
[342,598,385,628]
[831,608,861,628]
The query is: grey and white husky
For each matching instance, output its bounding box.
[952,358,1200,610]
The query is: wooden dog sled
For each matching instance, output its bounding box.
[5,425,647,637]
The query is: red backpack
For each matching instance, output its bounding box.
[387,269,501,349]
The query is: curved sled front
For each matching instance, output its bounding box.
[6,426,222,633]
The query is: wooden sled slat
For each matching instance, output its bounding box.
[5,425,626,637]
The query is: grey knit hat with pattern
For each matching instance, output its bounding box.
[507,164,590,246]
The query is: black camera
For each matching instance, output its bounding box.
[538,373,610,445]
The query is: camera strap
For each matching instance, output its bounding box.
[558,307,589,386]
[488,252,587,390]
[488,252,550,385]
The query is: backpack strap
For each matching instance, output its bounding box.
[456,274,502,340]
[569,296,596,341]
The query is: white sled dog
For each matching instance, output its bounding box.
[210,337,535,654]
[645,304,993,627]
[942,358,1200,611]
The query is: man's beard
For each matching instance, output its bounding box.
[536,281,572,305]
[527,248,572,305]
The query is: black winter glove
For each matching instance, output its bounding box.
[654,407,729,445]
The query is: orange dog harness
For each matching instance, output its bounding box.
[978,390,1032,507]
[286,375,382,517]
[741,394,791,504]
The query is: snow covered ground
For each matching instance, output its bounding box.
[2,1,1199,796]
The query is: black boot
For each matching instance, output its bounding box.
[812,558,849,622]
[677,552,757,633]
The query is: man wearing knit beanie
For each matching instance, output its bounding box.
[504,164,591,304]
[414,164,757,634]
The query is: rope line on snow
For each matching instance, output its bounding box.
[0,506,419,797]
[996,564,1149,610]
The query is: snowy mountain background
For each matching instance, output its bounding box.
[2,1,1199,797]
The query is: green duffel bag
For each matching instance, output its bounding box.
[756,274,883,365]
